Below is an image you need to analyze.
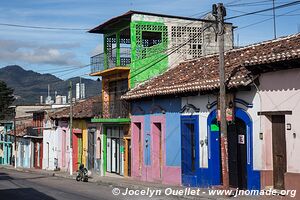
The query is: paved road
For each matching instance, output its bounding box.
[0,168,193,200]
[1,168,287,200]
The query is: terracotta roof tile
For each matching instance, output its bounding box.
[122,33,300,100]
[50,96,101,119]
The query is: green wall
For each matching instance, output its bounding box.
[130,21,169,88]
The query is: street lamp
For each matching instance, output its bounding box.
[8,105,17,168]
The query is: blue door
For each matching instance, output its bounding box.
[208,114,222,186]
[181,116,199,187]
[207,108,260,189]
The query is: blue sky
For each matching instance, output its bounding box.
[0,0,299,80]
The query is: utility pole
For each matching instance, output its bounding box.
[213,3,229,189]
[69,81,73,175]
[272,0,277,39]
[13,107,17,168]
[9,105,17,168]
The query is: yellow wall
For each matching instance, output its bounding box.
[73,119,88,167]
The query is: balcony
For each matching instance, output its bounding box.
[109,100,129,118]
[92,100,130,122]
[26,126,43,137]
[90,47,131,75]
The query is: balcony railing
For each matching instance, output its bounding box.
[93,100,129,119]
[26,126,43,137]
[109,100,129,118]
[92,101,103,117]
[90,47,131,74]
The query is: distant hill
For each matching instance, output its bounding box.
[0,65,101,104]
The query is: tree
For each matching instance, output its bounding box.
[0,80,15,120]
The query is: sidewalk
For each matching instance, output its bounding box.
[0,165,260,200]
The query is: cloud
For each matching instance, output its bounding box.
[0,39,81,66]
[90,44,103,56]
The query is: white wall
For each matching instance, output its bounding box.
[181,89,263,171]
[182,94,217,168]
[43,129,58,170]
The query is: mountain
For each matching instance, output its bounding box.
[0,65,101,104]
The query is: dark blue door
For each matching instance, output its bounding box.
[181,116,199,187]
[208,117,222,186]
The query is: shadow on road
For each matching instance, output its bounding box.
[0,172,48,181]
[0,188,56,200]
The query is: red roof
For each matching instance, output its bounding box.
[122,33,300,100]
[50,96,101,119]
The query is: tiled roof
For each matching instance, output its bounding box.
[50,96,101,119]
[7,117,32,137]
[122,33,300,100]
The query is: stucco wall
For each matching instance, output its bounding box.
[236,88,262,171]
[130,13,233,87]
[131,97,181,185]
[181,94,217,169]
[17,138,31,168]
[43,129,58,170]
[258,68,300,173]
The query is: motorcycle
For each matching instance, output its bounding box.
[76,163,88,182]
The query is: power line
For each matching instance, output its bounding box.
[0,10,211,32]
[227,0,290,7]
[227,7,300,16]
[226,0,300,20]
[0,23,88,31]
[38,64,90,75]
[235,6,300,30]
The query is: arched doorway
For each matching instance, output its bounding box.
[228,117,247,189]
[207,108,260,190]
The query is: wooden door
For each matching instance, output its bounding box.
[228,118,247,189]
[272,115,287,190]
[128,139,131,177]
[62,130,66,167]
[181,116,198,186]
[78,135,83,166]
[152,122,163,180]
[106,138,111,172]
[88,131,95,170]
[111,138,116,173]
[72,133,78,171]
[39,141,43,169]
[34,140,43,169]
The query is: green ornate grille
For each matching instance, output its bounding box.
[130,21,169,87]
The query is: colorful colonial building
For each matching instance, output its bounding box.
[0,120,13,165]
[48,97,100,173]
[88,10,233,177]
[122,33,300,192]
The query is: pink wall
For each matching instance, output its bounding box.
[259,68,300,173]
[131,116,144,179]
[131,115,181,185]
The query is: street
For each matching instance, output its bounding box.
[0,168,199,200]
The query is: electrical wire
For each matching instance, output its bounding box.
[226,0,300,20]
[0,23,88,31]
[227,0,290,7]
[129,24,215,81]
[235,6,300,30]
[38,64,90,75]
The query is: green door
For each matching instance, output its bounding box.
[78,135,83,165]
